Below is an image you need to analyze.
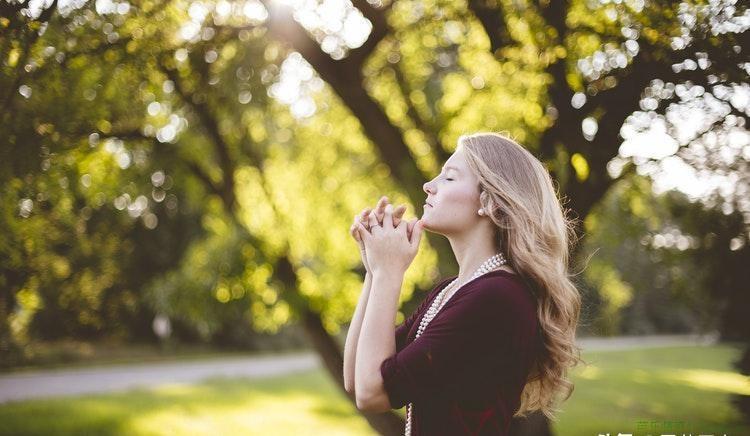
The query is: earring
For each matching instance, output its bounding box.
[478,209,485,216]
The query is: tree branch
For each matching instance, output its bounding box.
[466,0,516,55]
[391,58,450,163]
[158,59,238,212]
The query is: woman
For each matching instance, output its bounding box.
[343,132,584,435]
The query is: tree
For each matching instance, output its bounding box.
[2,0,747,434]
[260,0,748,433]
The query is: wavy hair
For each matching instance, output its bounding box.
[459,131,586,421]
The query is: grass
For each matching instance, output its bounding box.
[555,344,750,436]
[0,344,747,435]
[0,369,376,436]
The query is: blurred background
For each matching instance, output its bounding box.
[0,0,748,435]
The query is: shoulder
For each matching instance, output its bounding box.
[428,271,537,314]
[464,271,534,303]
[449,271,538,323]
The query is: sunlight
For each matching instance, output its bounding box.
[573,364,602,380]
[667,369,750,395]
[125,383,365,435]
[272,0,373,58]
[263,0,373,117]
[615,81,750,222]
[269,52,324,119]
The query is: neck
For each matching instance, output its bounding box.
[448,228,501,284]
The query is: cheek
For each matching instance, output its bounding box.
[449,185,478,204]
[444,186,479,214]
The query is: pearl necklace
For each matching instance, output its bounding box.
[404,252,508,436]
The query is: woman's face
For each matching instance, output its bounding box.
[421,147,482,235]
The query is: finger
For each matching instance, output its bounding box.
[362,207,377,230]
[376,196,388,225]
[383,203,394,228]
[351,224,361,243]
[353,213,360,228]
[359,209,372,231]
[406,218,415,240]
[356,221,371,242]
[396,217,407,236]
[375,196,388,212]
[393,204,406,226]
[368,209,379,230]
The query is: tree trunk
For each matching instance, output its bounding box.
[300,306,408,435]
[269,246,408,434]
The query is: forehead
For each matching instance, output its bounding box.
[442,155,464,172]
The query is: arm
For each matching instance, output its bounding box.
[354,271,403,412]
[343,271,373,394]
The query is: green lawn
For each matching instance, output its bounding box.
[557,344,749,436]
[0,368,376,436]
[0,344,747,435]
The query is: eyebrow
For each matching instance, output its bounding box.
[442,165,460,173]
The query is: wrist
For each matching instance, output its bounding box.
[371,269,404,284]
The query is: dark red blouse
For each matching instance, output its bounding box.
[380,269,541,435]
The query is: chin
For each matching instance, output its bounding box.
[419,218,434,232]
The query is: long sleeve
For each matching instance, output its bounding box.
[380,276,538,410]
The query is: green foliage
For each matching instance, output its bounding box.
[580,174,749,337]
[1,0,746,360]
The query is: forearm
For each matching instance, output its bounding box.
[343,271,373,393]
[354,271,402,400]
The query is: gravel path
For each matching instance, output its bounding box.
[0,352,319,404]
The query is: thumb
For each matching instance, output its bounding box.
[410,219,423,247]
[351,224,361,243]
[406,219,415,240]
[355,221,370,243]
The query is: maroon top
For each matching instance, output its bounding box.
[380,269,540,435]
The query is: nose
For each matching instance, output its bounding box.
[423,180,433,196]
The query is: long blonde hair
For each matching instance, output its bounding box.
[460,131,586,421]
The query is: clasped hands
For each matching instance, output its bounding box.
[349,196,424,277]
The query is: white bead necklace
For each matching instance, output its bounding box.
[404,252,508,436]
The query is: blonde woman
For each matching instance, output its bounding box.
[343,132,584,435]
